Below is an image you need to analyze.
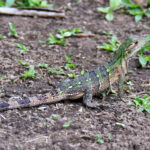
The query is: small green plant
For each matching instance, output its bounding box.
[97,0,122,21]
[56,28,82,39]
[67,73,76,78]
[18,60,29,66]
[64,62,76,70]
[0,34,3,39]
[38,63,48,68]
[64,53,76,70]
[0,0,5,6]
[80,69,85,75]
[48,67,64,75]
[97,34,121,52]
[51,114,60,119]
[130,95,150,113]
[116,122,125,127]
[107,134,112,141]
[63,120,71,128]
[42,122,47,127]
[16,43,28,54]
[46,54,78,78]
[22,65,36,79]
[8,22,18,37]
[122,0,150,22]
[125,81,134,93]
[0,75,7,80]
[102,31,113,36]
[63,53,77,78]
[66,53,72,63]
[138,35,150,67]
[5,0,53,8]
[47,33,66,46]
[139,54,150,67]
[96,135,104,144]
[119,115,123,121]
[46,28,83,46]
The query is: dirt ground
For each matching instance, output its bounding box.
[0,0,150,150]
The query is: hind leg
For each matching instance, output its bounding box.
[83,86,100,108]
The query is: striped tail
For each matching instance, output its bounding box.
[0,92,66,111]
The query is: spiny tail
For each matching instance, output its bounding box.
[0,92,67,111]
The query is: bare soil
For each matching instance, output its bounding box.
[0,0,150,150]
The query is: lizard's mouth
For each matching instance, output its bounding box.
[127,49,131,54]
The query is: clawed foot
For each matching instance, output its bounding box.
[110,89,117,95]
[85,102,115,109]
[99,104,115,109]
[85,102,101,108]
[119,97,125,102]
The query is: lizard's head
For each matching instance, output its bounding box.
[126,37,146,59]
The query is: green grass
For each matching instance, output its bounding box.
[55,28,82,39]
[47,33,66,46]
[5,0,53,8]
[64,53,76,70]
[51,114,60,119]
[64,53,77,78]
[16,43,29,54]
[18,60,29,66]
[125,81,134,93]
[0,75,7,80]
[48,67,64,75]
[48,53,76,78]
[97,0,122,21]
[43,53,84,78]
[97,34,120,52]
[97,0,150,22]
[47,28,82,46]
[96,135,104,144]
[80,69,85,75]
[17,52,82,79]
[122,0,150,22]
[17,53,79,79]
[0,34,3,39]
[130,95,150,113]
[63,120,71,128]
[0,0,5,6]
[38,63,48,68]
[22,65,36,79]
[8,22,18,37]
[138,34,150,67]
[116,122,125,127]
[47,53,77,78]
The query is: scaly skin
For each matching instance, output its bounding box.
[0,37,146,111]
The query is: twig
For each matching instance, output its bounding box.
[0,7,65,18]
[74,33,95,37]
[20,7,62,12]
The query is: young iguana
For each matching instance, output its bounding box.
[0,37,146,111]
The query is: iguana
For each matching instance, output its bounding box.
[0,37,146,111]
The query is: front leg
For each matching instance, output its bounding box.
[118,74,125,100]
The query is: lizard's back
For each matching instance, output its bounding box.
[56,65,110,96]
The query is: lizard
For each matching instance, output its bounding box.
[0,37,146,111]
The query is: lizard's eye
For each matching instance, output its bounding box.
[134,41,138,45]
[127,40,139,54]
[130,40,138,49]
